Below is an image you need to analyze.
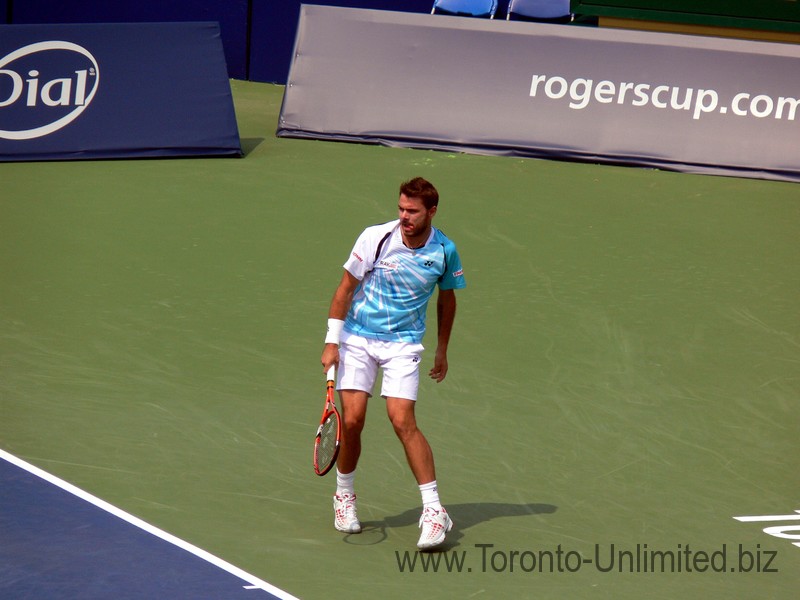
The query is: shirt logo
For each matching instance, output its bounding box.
[453,269,464,277]
[423,260,434,267]
[351,251,363,262]
[378,259,399,271]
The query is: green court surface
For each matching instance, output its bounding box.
[1,80,798,599]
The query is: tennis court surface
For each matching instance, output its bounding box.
[0,450,296,599]
[1,81,798,598]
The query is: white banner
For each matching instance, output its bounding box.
[278,5,800,183]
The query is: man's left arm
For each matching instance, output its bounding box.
[429,288,457,383]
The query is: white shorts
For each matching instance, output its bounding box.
[337,332,425,401]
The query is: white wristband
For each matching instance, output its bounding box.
[325,318,344,345]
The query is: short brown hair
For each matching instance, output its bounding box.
[400,177,439,209]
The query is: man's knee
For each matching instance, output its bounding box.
[343,412,366,434]
[340,391,368,434]
[387,402,418,440]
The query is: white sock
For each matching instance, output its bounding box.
[419,480,442,510]
[336,469,355,496]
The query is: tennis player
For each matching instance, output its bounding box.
[320,177,466,550]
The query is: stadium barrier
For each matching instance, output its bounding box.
[0,22,241,161]
[277,6,800,183]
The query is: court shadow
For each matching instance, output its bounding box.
[240,137,264,156]
[346,502,557,549]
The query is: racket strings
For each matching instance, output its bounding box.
[316,413,339,470]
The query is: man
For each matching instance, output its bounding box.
[320,177,466,550]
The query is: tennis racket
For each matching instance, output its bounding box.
[313,365,340,476]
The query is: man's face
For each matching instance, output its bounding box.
[398,194,436,239]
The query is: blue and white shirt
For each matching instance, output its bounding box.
[343,220,466,343]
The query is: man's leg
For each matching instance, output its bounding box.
[386,396,452,549]
[385,397,435,484]
[338,390,369,474]
[332,389,368,534]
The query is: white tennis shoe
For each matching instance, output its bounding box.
[333,493,362,533]
[417,506,453,550]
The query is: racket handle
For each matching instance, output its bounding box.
[326,365,335,382]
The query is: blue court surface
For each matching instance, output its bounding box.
[0,450,297,600]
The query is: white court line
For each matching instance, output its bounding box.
[0,448,299,600]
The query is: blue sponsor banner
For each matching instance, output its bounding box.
[0,22,241,161]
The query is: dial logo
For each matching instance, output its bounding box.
[0,40,100,140]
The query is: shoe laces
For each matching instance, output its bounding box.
[419,506,447,532]
[335,493,358,519]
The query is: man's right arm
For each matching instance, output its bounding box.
[321,269,360,372]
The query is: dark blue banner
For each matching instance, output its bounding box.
[0,22,241,161]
